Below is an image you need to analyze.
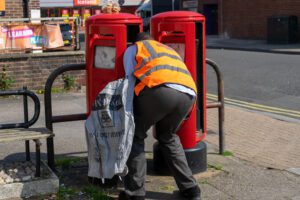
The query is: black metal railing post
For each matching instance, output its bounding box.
[44,63,86,170]
[0,89,40,129]
[206,58,225,155]
[23,86,31,161]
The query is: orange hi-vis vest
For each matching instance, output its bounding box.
[133,40,197,96]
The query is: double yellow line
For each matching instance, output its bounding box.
[207,93,300,118]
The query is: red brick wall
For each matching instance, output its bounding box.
[221,0,300,40]
[1,52,85,90]
[3,0,40,18]
[29,0,40,16]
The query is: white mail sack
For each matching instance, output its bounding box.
[85,78,135,179]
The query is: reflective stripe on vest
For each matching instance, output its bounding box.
[133,40,197,96]
[139,65,191,80]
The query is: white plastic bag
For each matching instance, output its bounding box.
[85,78,135,179]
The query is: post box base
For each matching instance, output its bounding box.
[153,141,207,175]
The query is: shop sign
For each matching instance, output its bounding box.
[72,9,80,22]
[84,9,91,20]
[74,0,100,6]
[0,0,5,16]
[62,9,69,22]
[73,9,80,18]
[73,10,80,16]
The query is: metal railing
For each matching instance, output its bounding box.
[0,87,42,175]
[44,63,86,170]
[44,60,225,170]
[0,87,40,129]
[206,58,225,155]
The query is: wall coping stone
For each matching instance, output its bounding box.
[0,51,85,60]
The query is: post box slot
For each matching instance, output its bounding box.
[97,34,115,38]
[163,31,185,37]
[127,25,141,43]
[94,46,116,69]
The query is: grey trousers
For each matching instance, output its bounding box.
[124,85,197,196]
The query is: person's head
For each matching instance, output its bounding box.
[134,32,153,42]
[112,2,121,13]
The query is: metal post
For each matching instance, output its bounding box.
[23,86,31,161]
[172,0,175,10]
[44,63,86,171]
[75,17,80,50]
[206,59,225,154]
[34,139,41,177]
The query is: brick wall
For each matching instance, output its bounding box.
[221,0,300,40]
[3,0,40,18]
[29,0,40,13]
[0,52,86,91]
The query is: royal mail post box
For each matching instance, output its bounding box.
[151,11,207,173]
[85,13,143,113]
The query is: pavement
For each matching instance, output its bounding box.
[0,37,300,199]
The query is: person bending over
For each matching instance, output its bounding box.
[120,32,201,200]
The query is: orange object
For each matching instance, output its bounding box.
[0,0,5,11]
[74,0,100,6]
[43,24,64,49]
[133,40,197,96]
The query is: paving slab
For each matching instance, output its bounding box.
[207,153,300,200]
[206,105,300,170]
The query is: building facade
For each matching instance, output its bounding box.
[1,0,299,41]
[199,0,300,41]
[2,0,40,18]
[40,0,142,21]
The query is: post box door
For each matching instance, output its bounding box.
[155,22,196,148]
[155,21,206,148]
[86,24,127,112]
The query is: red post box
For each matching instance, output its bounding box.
[151,11,207,173]
[85,13,143,113]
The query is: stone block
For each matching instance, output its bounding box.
[0,161,59,200]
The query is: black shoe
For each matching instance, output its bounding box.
[118,191,145,200]
[180,186,201,200]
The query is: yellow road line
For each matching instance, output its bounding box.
[207,93,300,118]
